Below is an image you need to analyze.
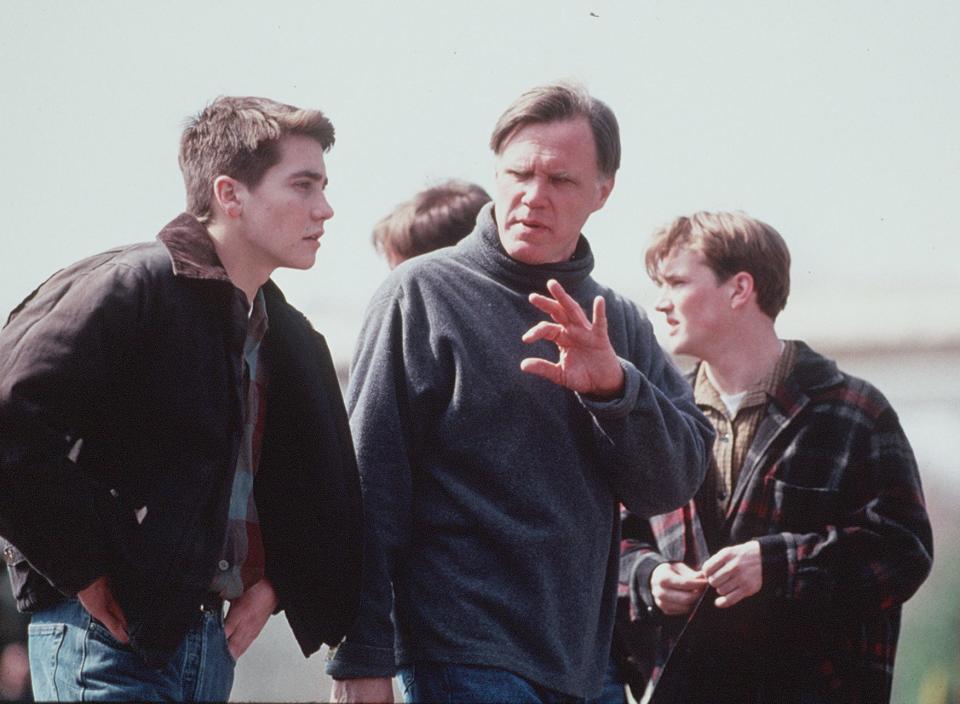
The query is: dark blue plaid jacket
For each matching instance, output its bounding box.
[619,341,933,703]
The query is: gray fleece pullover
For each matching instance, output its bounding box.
[328,204,712,698]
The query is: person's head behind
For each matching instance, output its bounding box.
[490,82,620,180]
[372,181,491,269]
[179,96,335,222]
[646,211,791,320]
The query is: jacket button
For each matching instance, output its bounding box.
[2,546,16,564]
[218,560,230,571]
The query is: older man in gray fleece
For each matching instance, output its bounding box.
[329,83,713,704]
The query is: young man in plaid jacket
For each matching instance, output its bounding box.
[618,211,933,703]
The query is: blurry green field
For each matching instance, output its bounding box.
[892,473,959,704]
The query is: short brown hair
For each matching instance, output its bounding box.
[645,211,791,319]
[179,96,335,221]
[372,180,491,266]
[489,82,620,178]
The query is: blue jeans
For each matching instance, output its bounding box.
[397,662,586,704]
[28,598,235,701]
[586,657,626,704]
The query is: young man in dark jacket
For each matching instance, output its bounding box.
[0,96,363,701]
[619,211,933,703]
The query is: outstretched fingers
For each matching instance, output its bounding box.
[591,295,608,335]
[528,292,569,324]
[546,279,591,327]
[521,320,566,345]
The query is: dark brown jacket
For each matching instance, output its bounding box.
[0,214,363,665]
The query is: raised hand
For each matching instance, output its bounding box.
[521,279,624,398]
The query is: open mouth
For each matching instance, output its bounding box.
[514,218,546,231]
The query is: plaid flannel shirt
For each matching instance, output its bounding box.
[619,341,933,703]
[210,289,268,599]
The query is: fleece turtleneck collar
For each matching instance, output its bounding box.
[458,202,595,294]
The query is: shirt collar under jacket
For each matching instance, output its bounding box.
[460,202,595,294]
[695,340,797,420]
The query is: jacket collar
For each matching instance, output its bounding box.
[157,214,290,310]
[687,340,844,415]
[769,340,844,415]
[156,213,233,284]
[721,340,844,526]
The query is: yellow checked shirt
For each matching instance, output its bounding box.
[694,341,797,522]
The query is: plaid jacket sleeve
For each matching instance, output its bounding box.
[620,506,668,623]
[621,498,712,623]
[753,382,933,614]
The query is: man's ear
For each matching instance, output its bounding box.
[729,271,755,310]
[594,175,615,211]
[212,175,244,219]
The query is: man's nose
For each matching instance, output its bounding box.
[520,177,547,207]
[313,195,334,221]
[654,293,671,313]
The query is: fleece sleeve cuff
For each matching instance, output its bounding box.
[324,640,397,679]
[577,359,641,420]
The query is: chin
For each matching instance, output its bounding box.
[288,256,318,271]
[667,338,690,357]
[501,240,540,265]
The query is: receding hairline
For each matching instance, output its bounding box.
[494,113,594,150]
[489,82,621,178]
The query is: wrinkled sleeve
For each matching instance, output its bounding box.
[0,262,143,595]
[327,283,419,679]
[620,507,668,624]
[757,408,933,613]
[578,306,713,517]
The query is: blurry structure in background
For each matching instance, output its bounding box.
[372,180,491,268]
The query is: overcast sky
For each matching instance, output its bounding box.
[2,1,958,364]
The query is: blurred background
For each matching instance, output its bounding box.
[1,1,957,701]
